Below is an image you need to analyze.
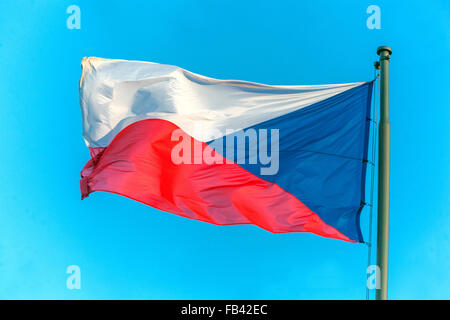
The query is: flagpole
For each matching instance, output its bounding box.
[375,46,392,300]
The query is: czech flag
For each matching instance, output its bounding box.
[79,57,373,242]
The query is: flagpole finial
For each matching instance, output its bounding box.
[377,46,392,58]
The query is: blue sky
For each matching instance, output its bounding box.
[0,0,448,299]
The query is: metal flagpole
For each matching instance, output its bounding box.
[375,46,392,300]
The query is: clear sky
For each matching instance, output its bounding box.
[0,0,448,299]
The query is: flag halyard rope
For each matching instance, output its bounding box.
[365,71,380,300]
